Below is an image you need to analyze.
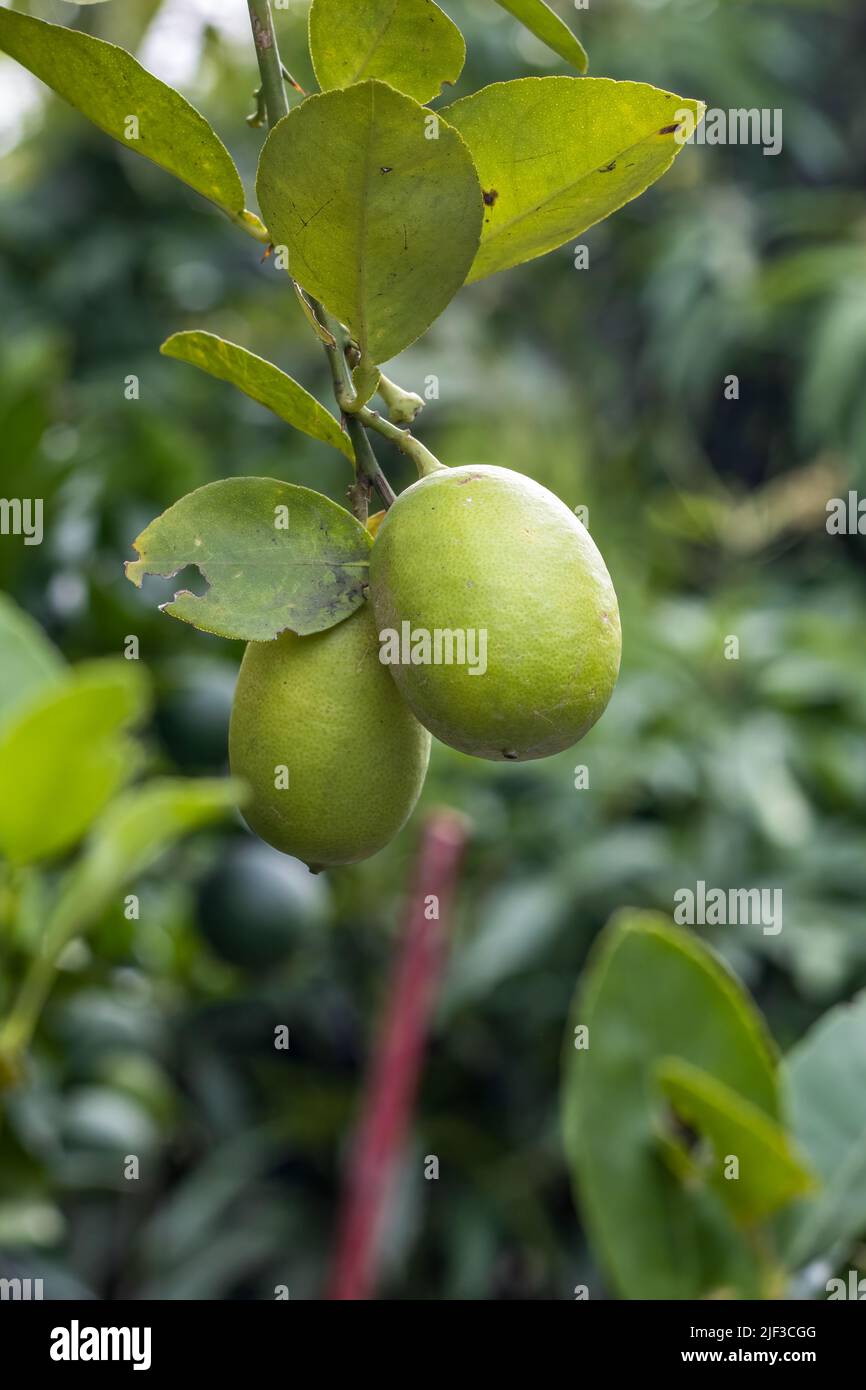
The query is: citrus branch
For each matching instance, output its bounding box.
[247,0,289,127]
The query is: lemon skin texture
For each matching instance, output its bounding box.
[369,465,621,761]
[229,604,431,867]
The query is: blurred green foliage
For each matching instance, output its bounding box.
[0,0,864,1299]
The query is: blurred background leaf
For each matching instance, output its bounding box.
[780,994,866,1269]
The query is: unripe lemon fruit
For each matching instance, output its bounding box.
[229,604,431,867]
[369,465,621,761]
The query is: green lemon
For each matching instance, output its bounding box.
[229,604,431,867]
[369,465,621,761]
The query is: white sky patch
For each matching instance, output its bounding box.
[0,0,256,157]
[0,65,43,158]
[139,0,252,89]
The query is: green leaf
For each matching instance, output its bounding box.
[0,594,65,728]
[52,778,245,937]
[562,911,785,1300]
[445,77,704,281]
[781,992,866,1267]
[0,662,150,866]
[125,477,372,641]
[656,1057,815,1225]
[293,282,339,346]
[493,0,588,74]
[309,0,466,104]
[0,10,260,235]
[256,80,483,365]
[161,332,354,462]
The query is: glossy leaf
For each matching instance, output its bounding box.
[161,332,353,461]
[125,477,372,641]
[562,912,784,1300]
[781,992,866,1266]
[256,80,483,365]
[445,77,704,281]
[0,594,65,728]
[656,1057,815,1224]
[52,778,245,936]
[309,0,465,104]
[0,662,150,866]
[493,0,587,74]
[0,10,260,234]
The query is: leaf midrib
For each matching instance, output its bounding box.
[354,81,377,359]
[350,0,400,84]
[479,116,686,252]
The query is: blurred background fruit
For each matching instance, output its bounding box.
[197,837,329,970]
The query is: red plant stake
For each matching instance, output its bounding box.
[328,810,468,1300]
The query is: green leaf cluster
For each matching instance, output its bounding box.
[0,599,241,871]
[0,599,242,1078]
[0,2,703,641]
[562,911,866,1299]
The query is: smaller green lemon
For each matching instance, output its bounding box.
[369,465,621,761]
[229,604,431,867]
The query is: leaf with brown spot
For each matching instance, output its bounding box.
[445,77,704,281]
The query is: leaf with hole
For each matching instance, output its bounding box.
[445,76,704,281]
[0,9,262,236]
[493,0,587,73]
[125,478,372,641]
[161,332,354,461]
[0,662,150,866]
[256,80,483,365]
[309,0,465,104]
[656,1056,815,1225]
[562,912,790,1299]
